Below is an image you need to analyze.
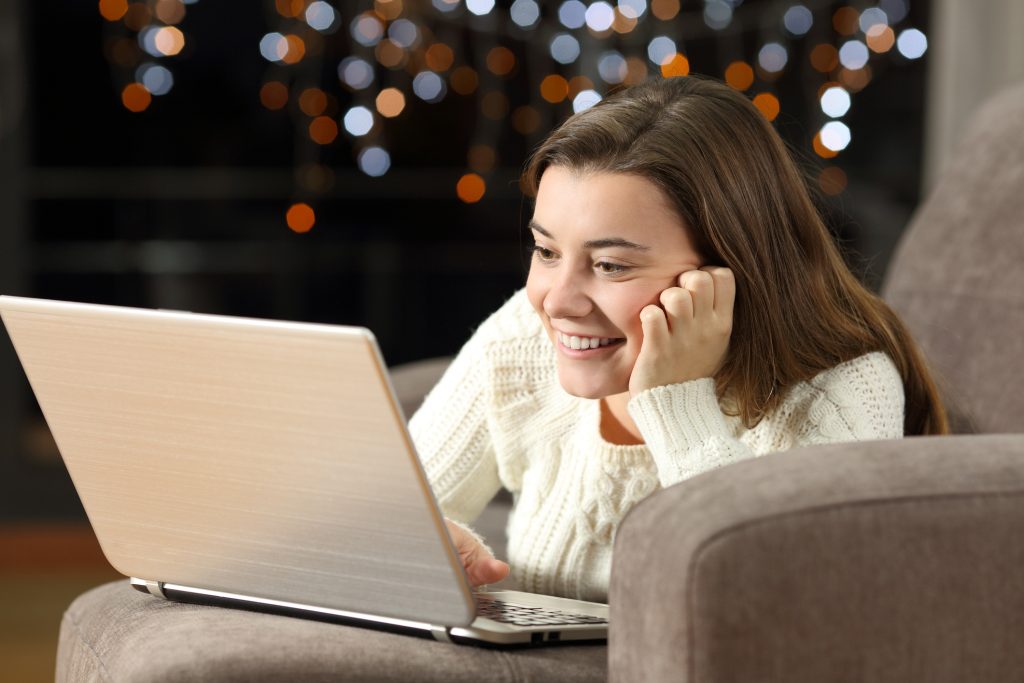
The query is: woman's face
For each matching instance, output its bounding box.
[526,166,703,399]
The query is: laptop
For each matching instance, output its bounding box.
[0,295,608,646]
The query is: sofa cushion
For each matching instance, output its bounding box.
[57,581,606,683]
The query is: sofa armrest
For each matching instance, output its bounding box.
[608,434,1024,683]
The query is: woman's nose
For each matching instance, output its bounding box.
[544,271,592,320]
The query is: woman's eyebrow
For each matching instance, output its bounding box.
[528,219,651,252]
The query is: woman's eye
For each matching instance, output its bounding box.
[531,246,556,261]
[596,261,628,275]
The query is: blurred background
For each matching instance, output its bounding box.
[0,0,1020,679]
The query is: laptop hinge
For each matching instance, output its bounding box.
[429,625,452,643]
[144,580,167,599]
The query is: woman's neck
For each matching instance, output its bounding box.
[599,392,645,445]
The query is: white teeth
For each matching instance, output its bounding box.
[558,332,619,350]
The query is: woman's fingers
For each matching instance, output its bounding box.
[445,518,510,587]
[678,269,715,318]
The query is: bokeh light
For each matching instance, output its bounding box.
[413,71,447,102]
[136,63,174,96]
[819,166,848,195]
[457,173,486,203]
[154,26,185,56]
[376,88,406,117]
[647,36,676,65]
[466,0,496,16]
[299,88,328,116]
[260,81,288,110]
[758,43,788,73]
[810,44,839,72]
[468,144,496,172]
[880,0,908,23]
[752,92,780,121]
[541,74,570,103]
[585,1,615,32]
[839,40,869,69]
[704,0,732,30]
[650,0,680,20]
[510,0,541,28]
[660,53,690,78]
[425,43,455,71]
[375,0,404,21]
[572,89,602,113]
[820,85,851,117]
[276,0,304,18]
[481,91,509,119]
[559,0,587,29]
[832,6,859,35]
[512,105,541,135]
[783,5,812,35]
[338,57,375,90]
[866,25,895,53]
[450,66,479,95]
[358,147,392,177]
[859,7,888,33]
[309,116,339,144]
[351,13,385,47]
[343,106,375,136]
[99,0,128,21]
[388,19,419,48]
[155,0,186,25]
[286,203,315,234]
[121,83,152,112]
[897,29,927,59]
[375,39,406,68]
[813,132,838,159]
[487,47,516,76]
[598,51,628,84]
[550,33,581,64]
[305,1,338,32]
[725,61,754,91]
[819,121,851,151]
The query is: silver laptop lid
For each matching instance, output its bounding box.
[0,295,476,627]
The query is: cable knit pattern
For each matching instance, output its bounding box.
[408,288,905,602]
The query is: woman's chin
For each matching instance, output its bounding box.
[556,370,628,399]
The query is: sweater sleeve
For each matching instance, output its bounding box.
[407,306,506,526]
[626,352,905,488]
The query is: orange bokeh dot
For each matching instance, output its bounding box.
[839,66,872,92]
[752,93,780,121]
[725,61,754,91]
[540,74,569,103]
[276,0,305,18]
[299,88,327,117]
[123,3,152,30]
[810,44,839,73]
[512,105,541,135]
[660,53,690,78]
[374,0,403,21]
[813,132,839,159]
[486,46,516,76]
[651,0,680,20]
[468,145,496,173]
[154,26,185,56]
[281,35,306,64]
[260,81,288,110]
[624,56,648,85]
[819,166,848,195]
[456,173,486,203]
[567,75,594,97]
[309,116,338,145]
[376,88,406,117]
[375,39,405,68]
[155,0,186,24]
[98,0,128,21]
[121,83,152,112]
[450,66,478,95]
[832,7,860,36]
[425,43,455,72]
[866,25,895,53]
[286,203,316,233]
[612,8,638,33]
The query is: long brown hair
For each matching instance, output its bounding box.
[521,75,947,436]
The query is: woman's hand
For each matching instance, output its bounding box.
[445,518,510,587]
[629,266,735,397]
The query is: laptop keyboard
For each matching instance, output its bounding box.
[475,596,608,627]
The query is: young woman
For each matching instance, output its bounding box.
[407,75,947,603]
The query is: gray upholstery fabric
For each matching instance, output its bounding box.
[57,581,606,683]
[882,81,1024,434]
[609,434,1024,683]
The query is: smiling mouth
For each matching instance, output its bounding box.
[556,331,626,351]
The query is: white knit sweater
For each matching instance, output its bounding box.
[408,288,905,603]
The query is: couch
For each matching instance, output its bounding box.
[56,82,1024,681]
